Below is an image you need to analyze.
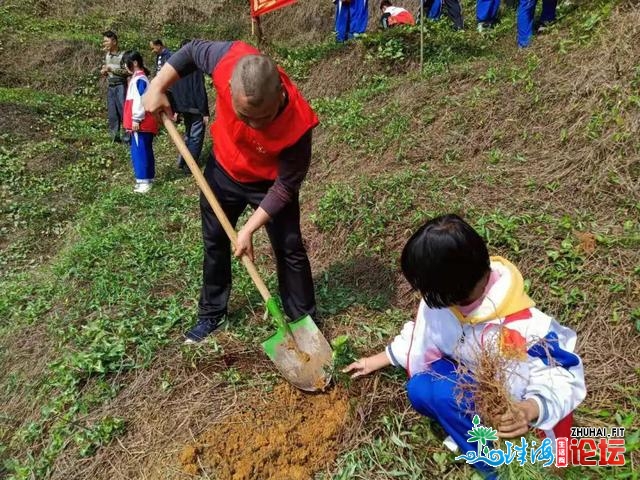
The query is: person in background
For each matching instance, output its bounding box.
[380,0,415,29]
[417,0,464,30]
[334,0,369,43]
[122,51,158,193]
[171,39,210,174]
[150,39,175,111]
[100,30,130,143]
[517,0,556,47]
[150,39,172,76]
[476,0,500,31]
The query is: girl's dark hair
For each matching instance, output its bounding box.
[401,214,490,309]
[121,50,150,77]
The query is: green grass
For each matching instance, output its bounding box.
[1,0,639,477]
[272,39,344,81]
[327,411,476,480]
[0,178,286,478]
[312,166,460,252]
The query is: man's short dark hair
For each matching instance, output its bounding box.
[230,55,282,106]
[401,214,491,309]
[151,39,164,47]
[380,0,393,8]
[102,30,118,41]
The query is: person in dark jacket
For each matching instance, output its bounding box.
[171,39,210,173]
[149,39,172,76]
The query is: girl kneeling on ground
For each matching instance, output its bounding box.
[344,214,586,479]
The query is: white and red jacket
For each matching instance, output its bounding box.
[383,6,416,26]
[124,70,158,134]
[387,257,586,438]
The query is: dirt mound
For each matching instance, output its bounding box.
[300,43,387,100]
[261,1,335,46]
[0,103,50,144]
[0,38,97,93]
[180,383,350,479]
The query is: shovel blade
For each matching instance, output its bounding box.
[262,315,333,392]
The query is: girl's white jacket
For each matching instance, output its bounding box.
[386,257,586,434]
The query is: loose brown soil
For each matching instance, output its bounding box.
[180,383,350,480]
[3,2,639,479]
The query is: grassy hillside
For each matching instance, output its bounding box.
[1,0,638,479]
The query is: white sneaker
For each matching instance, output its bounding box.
[443,435,459,453]
[134,182,152,194]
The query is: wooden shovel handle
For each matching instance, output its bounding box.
[161,113,272,302]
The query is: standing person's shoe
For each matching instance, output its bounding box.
[535,20,554,33]
[477,22,493,32]
[184,318,221,343]
[134,181,153,194]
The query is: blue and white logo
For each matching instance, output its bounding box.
[455,415,555,468]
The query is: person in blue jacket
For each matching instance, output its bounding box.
[171,39,210,173]
[334,0,369,43]
[517,0,557,47]
[476,0,500,31]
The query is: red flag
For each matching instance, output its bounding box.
[250,0,297,17]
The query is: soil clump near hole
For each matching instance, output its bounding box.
[180,383,349,479]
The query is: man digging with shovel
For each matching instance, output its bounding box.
[143,40,319,346]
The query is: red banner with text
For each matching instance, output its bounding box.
[250,0,297,17]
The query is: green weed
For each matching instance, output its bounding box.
[273,39,342,81]
[312,167,451,251]
[329,412,464,479]
[473,211,533,254]
[328,335,358,387]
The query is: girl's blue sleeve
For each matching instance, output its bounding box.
[136,79,147,96]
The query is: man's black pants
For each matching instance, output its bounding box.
[198,156,316,324]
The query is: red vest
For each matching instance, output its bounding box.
[123,71,158,134]
[211,42,319,183]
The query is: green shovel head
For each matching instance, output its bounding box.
[262,315,333,392]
